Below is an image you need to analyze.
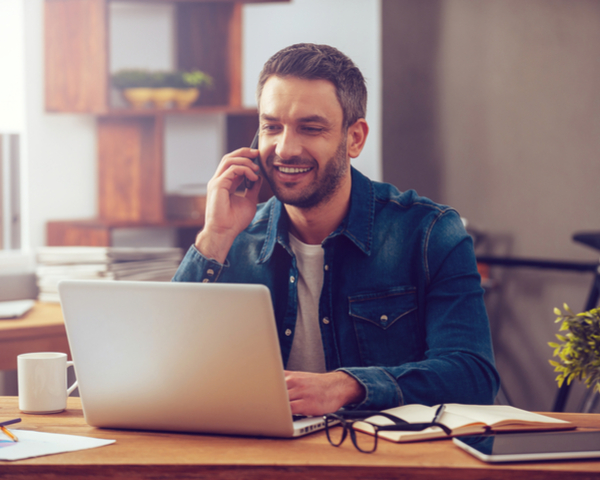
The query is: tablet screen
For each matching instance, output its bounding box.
[453,431,600,463]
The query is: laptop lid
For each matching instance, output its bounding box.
[58,280,322,438]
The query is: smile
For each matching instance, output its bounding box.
[276,166,312,174]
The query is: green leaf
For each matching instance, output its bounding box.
[564,303,574,315]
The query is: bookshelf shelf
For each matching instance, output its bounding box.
[44,0,286,247]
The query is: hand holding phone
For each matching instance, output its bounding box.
[197,128,262,263]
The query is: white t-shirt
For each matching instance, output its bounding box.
[286,233,327,373]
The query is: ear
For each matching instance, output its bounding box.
[346,119,369,158]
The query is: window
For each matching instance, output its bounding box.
[0,133,21,250]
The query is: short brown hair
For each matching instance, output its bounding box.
[256,43,367,129]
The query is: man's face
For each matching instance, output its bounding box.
[257,76,350,209]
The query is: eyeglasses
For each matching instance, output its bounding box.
[324,405,450,453]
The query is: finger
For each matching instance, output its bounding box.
[289,398,307,415]
[214,157,259,181]
[212,164,260,193]
[215,149,259,176]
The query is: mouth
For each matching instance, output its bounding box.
[275,165,313,174]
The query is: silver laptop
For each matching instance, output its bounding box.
[58,280,326,437]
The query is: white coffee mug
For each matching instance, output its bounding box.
[17,352,78,414]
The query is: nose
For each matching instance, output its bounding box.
[275,128,303,160]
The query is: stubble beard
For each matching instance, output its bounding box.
[264,137,349,210]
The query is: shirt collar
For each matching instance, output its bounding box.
[257,166,374,263]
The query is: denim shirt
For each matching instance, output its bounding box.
[173,167,500,410]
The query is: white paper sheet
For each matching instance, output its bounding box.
[0,429,115,461]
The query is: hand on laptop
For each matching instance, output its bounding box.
[195,147,262,264]
[285,370,365,416]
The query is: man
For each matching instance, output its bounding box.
[173,43,499,416]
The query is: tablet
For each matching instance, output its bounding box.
[453,431,600,463]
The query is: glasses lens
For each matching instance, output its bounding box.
[350,425,377,453]
[325,416,346,447]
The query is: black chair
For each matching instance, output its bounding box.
[475,231,600,412]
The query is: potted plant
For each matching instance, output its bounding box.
[111,69,155,109]
[111,69,213,109]
[174,70,213,109]
[549,304,600,392]
[150,71,178,109]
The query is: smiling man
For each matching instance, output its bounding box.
[173,44,499,416]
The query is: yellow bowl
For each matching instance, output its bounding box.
[173,88,200,109]
[122,88,153,109]
[152,88,177,109]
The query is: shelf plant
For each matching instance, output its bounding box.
[549,304,600,392]
[173,70,213,109]
[111,69,213,109]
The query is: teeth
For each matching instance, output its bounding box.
[278,166,311,174]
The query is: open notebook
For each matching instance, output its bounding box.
[58,280,325,438]
[355,404,573,443]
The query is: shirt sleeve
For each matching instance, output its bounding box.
[172,245,229,283]
[338,209,500,410]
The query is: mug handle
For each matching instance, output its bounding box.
[66,360,78,396]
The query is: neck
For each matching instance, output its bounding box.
[285,179,351,245]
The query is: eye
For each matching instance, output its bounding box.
[262,124,281,133]
[302,126,324,134]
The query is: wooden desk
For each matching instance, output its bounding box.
[1,397,600,479]
[0,303,70,371]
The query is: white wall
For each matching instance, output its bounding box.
[243,0,382,182]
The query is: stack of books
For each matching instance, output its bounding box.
[36,247,183,303]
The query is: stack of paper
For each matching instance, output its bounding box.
[36,247,183,303]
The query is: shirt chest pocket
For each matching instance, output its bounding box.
[349,286,423,366]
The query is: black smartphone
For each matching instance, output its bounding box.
[235,129,260,193]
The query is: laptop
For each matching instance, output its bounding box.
[58,280,326,437]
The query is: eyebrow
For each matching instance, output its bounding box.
[260,114,332,126]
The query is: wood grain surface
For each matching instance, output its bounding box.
[1,396,600,479]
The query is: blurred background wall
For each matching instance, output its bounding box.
[382,0,600,411]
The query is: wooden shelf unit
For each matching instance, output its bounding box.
[44,0,285,247]
[46,218,204,249]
